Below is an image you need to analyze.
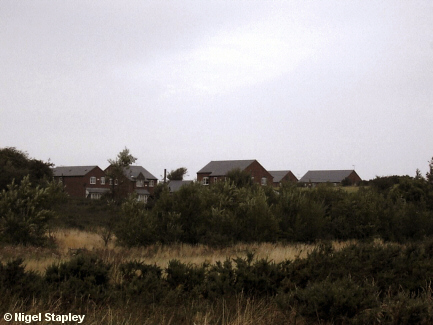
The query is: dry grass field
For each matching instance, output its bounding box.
[0,229,356,275]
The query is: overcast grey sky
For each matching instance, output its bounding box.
[1,1,432,181]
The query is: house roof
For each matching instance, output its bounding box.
[122,166,158,180]
[268,170,295,183]
[298,170,356,183]
[168,180,193,192]
[135,189,150,195]
[197,160,256,176]
[53,166,100,177]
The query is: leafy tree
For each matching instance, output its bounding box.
[226,168,253,188]
[105,147,137,202]
[341,177,353,186]
[427,157,433,184]
[0,147,53,191]
[114,195,157,247]
[167,167,188,181]
[0,175,65,246]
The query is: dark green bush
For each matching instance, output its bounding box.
[277,277,379,324]
[45,255,111,303]
[0,258,43,302]
[118,261,166,303]
[165,259,206,298]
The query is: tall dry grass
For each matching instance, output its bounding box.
[0,294,291,325]
[0,229,358,274]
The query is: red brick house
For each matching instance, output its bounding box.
[298,170,362,186]
[52,166,110,199]
[104,165,158,202]
[197,160,273,186]
[268,170,298,187]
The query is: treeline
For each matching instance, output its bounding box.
[114,168,433,247]
[3,241,433,323]
[1,146,433,247]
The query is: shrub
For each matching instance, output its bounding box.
[0,258,43,302]
[45,255,111,303]
[0,176,64,246]
[277,277,379,324]
[114,195,157,247]
[118,261,166,303]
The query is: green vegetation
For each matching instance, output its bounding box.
[0,176,65,246]
[0,147,53,191]
[2,147,433,323]
[108,170,433,247]
[2,241,433,324]
[167,167,188,181]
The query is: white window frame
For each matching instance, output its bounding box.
[261,177,267,186]
[136,179,144,188]
[202,177,209,185]
[149,180,154,187]
[114,179,118,185]
[90,177,96,184]
[109,179,113,185]
[90,193,101,200]
[101,177,105,185]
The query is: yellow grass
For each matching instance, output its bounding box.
[0,229,358,274]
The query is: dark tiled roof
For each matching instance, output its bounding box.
[299,170,356,183]
[168,180,193,192]
[197,160,256,176]
[268,170,294,183]
[123,166,157,180]
[53,166,99,177]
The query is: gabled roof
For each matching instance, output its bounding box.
[197,160,256,176]
[299,170,356,183]
[122,166,158,180]
[268,170,296,183]
[168,180,193,192]
[53,166,100,177]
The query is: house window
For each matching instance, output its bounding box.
[90,177,96,184]
[137,194,148,203]
[202,177,209,185]
[214,177,218,183]
[109,179,113,185]
[90,193,101,200]
[261,177,267,186]
[149,180,154,187]
[136,180,144,187]
[101,177,105,185]
[114,179,118,185]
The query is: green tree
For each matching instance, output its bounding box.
[226,168,253,188]
[167,167,188,181]
[427,157,433,184]
[114,195,157,247]
[105,147,137,202]
[0,176,65,246]
[0,147,53,191]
